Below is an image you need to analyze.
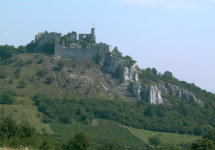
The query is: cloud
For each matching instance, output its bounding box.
[116,0,215,9]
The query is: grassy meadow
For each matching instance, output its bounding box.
[128,127,201,146]
[50,119,147,149]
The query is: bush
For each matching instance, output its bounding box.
[0,92,16,104]
[45,76,55,85]
[0,69,7,79]
[66,132,91,150]
[26,58,33,65]
[148,135,162,147]
[37,58,44,64]
[36,69,48,77]
[13,68,21,78]
[18,45,26,53]
[18,78,27,87]
[188,139,215,150]
[57,60,64,68]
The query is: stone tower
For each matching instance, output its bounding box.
[91,28,96,43]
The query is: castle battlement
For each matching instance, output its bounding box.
[35,28,112,60]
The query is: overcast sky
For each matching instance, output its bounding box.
[0,0,215,93]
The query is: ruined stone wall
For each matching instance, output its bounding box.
[55,44,112,60]
[35,33,59,46]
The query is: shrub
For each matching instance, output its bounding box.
[37,58,44,64]
[66,132,91,150]
[36,69,48,77]
[45,76,55,85]
[57,60,64,68]
[0,69,7,79]
[13,68,21,78]
[0,92,16,104]
[18,78,27,87]
[148,135,162,147]
[26,58,33,65]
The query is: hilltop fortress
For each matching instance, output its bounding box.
[35,28,112,60]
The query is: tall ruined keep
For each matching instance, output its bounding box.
[35,28,112,60]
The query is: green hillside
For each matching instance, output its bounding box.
[0,47,215,149]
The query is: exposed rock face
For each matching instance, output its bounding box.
[132,82,141,100]
[167,83,181,98]
[166,84,205,107]
[157,85,169,95]
[142,85,163,104]
[101,54,139,87]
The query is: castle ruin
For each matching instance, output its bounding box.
[35,28,112,60]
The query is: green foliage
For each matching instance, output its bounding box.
[162,71,173,79]
[41,40,55,54]
[26,40,36,53]
[57,60,65,68]
[0,45,17,60]
[32,93,214,135]
[37,58,44,64]
[0,69,7,79]
[0,90,17,104]
[139,68,160,84]
[202,128,215,142]
[66,132,91,150]
[36,69,48,78]
[152,68,157,75]
[80,40,91,49]
[13,68,21,78]
[148,135,162,147]
[188,139,215,150]
[156,145,181,150]
[99,143,115,150]
[26,58,33,65]
[112,46,122,58]
[40,137,55,150]
[123,55,136,66]
[45,76,55,85]
[8,78,13,84]
[18,45,26,53]
[0,116,39,148]
[144,105,155,117]
[18,78,27,87]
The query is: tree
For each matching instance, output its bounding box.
[57,60,65,68]
[36,69,48,77]
[18,45,26,53]
[193,125,204,136]
[148,135,162,147]
[162,71,173,79]
[144,105,155,117]
[202,128,215,142]
[152,68,158,75]
[18,78,27,87]
[66,132,91,150]
[26,40,36,53]
[188,139,215,150]
[0,45,17,60]
[0,93,16,104]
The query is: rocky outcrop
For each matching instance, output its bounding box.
[167,83,181,98]
[101,54,139,87]
[157,85,169,95]
[132,82,141,100]
[167,84,205,107]
[142,85,163,104]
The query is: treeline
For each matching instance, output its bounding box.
[0,116,125,150]
[32,93,214,136]
[139,67,215,113]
